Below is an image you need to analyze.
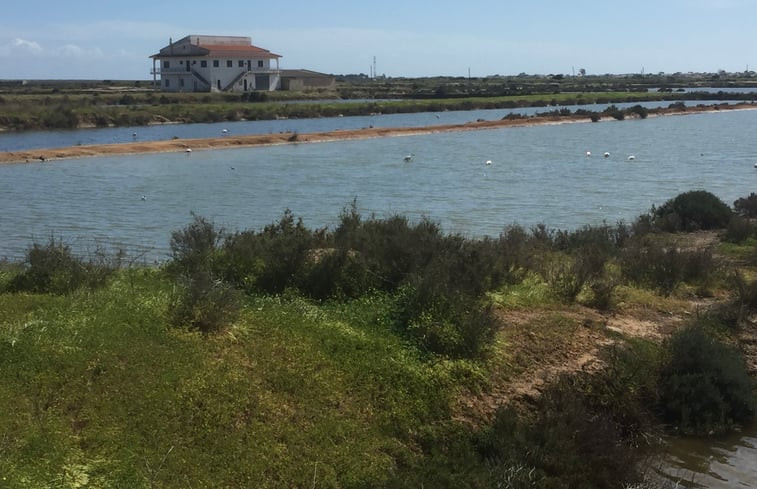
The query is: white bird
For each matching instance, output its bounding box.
[222,129,228,134]
[140,195,147,201]
[627,155,635,161]
[185,148,192,153]
[604,152,610,158]
[586,151,592,157]
[404,153,414,162]
[485,160,492,165]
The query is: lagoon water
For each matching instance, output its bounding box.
[2,107,757,262]
[1,105,757,484]
[0,99,742,152]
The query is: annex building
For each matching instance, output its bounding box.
[150,35,282,92]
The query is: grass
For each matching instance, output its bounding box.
[0,271,488,488]
[0,89,730,131]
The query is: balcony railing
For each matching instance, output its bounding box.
[151,66,280,76]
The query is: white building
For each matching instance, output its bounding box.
[150,35,281,92]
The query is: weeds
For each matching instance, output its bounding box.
[7,238,119,294]
[658,320,755,434]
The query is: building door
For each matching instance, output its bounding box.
[255,75,269,90]
[186,60,190,72]
[247,60,251,71]
[244,79,248,91]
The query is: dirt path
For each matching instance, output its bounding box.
[1,103,755,165]
[454,303,696,425]
[454,230,757,424]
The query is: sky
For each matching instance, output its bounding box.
[0,0,754,80]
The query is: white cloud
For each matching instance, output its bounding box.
[55,44,103,59]
[1,38,44,56]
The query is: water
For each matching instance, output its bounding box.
[2,109,757,263]
[658,422,757,488]
[0,99,744,152]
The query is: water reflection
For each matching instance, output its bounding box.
[658,423,757,488]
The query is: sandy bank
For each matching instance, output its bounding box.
[0,103,753,164]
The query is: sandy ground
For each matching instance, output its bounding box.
[1,103,754,165]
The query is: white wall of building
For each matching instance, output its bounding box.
[158,56,279,92]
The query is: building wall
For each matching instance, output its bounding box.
[281,76,336,91]
[158,56,279,92]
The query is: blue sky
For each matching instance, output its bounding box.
[0,0,754,79]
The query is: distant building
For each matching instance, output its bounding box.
[150,35,282,92]
[280,69,336,91]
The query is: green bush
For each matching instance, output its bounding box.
[168,215,240,333]
[659,322,755,434]
[603,104,625,120]
[168,213,224,276]
[333,207,443,293]
[169,269,241,333]
[627,104,649,119]
[392,245,500,358]
[544,245,610,303]
[7,239,117,294]
[724,215,756,243]
[653,190,733,232]
[621,237,717,296]
[219,210,315,294]
[734,193,757,218]
[479,371,652,488]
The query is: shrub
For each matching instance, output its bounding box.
[169,269,241,333]
[8,238,117,294]
[734,193,757,218]
[333,206,443,293]
[495,225,536,283]
[219,210,315,294]
[603,104,625,120]
[168,215,240,333]
[621,237,717,296]
[718,271,757,326]
[659,322,756,434]
[653,190,733,232]
[544,245,610,303]
[168,213,224,276]
[627,104,649,119]
[302,248,374,300]
[392,239,501,358]
[479,371,652,488]
[723,215,756,243]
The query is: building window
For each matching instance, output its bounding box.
[226,60,233,68]
[258,60,264,68]
[179,60,183,65]
[163,61,170,69]
[165,79,170,87]
[179,78,184,88]
[238,60,244,68]
[213,60,219,68]
[201,60,207,68]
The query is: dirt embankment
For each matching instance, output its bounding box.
[1,103,754,165]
